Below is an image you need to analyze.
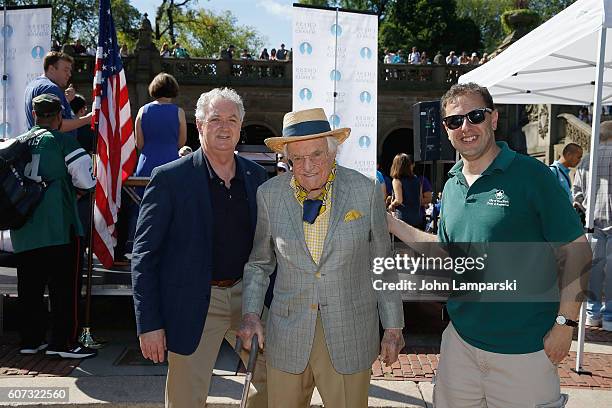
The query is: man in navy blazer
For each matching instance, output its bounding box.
[131,88,268,408]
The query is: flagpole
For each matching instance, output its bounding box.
[79,106,105,349]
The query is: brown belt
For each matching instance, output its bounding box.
[210,278,241,288]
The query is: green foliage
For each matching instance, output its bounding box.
[455,0,513,52]
[527,0,577,21]
[501,9,540,35]
[169,8,264,58]
[380,0,481,56]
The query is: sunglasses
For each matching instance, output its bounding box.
[442,108,493,130]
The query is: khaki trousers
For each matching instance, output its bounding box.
[267,312,371,408]
[165,282,267,408]
[434,323,567,408]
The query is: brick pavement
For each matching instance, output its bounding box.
[2,325,611,390]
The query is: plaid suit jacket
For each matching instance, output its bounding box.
[243,165,404,374]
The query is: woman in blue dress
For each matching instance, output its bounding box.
[388,153,432,230]
[134,72,187,181]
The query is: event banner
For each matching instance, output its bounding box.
[292,6,378,177]
[0,6,52,138]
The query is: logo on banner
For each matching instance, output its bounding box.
[299,88,312,101]
[299,42,313,55]
[358,135,371,149]
[330,70,342,81]
[359,91,372,104]
[295,67,318,80]
[295,21,316,34]
[331,23,342,37]
[326,91,345,104]
[27,24,51,37]
[25,73,40,85]
[31,46,45,59]
[0,122,11,137]
[355,71,376,84]
[0,48,16,62]
[360,47,373,59]
[329,114,340,128]
[1,25,13,37]
[355,115,376,128]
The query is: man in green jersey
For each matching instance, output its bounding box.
[387,83,591,407]
[11,94,97,359]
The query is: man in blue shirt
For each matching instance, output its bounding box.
[549,143,583,202]
[24,52,91,135]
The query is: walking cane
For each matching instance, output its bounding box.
[235,334,259,408]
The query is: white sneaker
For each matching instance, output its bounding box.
[45,345,97,359]
[19,343,48,355]
[585,316,602,327]
[603,320,612,332]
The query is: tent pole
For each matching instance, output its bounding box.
[575,25,606,374]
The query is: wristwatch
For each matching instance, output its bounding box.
[555,315,578,327]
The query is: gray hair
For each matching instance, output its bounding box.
[283,136,339,157]
[601,121,612,142]
[195,87,245,122]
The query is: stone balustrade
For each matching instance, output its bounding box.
[71,55,474,91]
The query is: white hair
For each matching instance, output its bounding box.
[195,87,245,122]
[283,136,339,157]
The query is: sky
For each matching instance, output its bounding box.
[130,0,294,50]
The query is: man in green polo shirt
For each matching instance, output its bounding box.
[11,94,97,359]
[388,83,591,407]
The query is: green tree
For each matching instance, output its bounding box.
[170,8,264,58]
[154,0,198,44]
[523,0,576,21]
[456,0,513,52]
[380,0,481,56]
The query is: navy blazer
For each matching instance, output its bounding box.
[131,148,268,355]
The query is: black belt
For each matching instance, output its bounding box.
[210,278,241,288]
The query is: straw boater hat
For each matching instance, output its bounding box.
[264,108,350,153]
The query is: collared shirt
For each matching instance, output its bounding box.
[291,164,336,264]
[549,160,572,202]
[203,154,252,281]
[573,142,612,230]
[438,142,583,354]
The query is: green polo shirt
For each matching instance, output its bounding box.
[438,142,583,354]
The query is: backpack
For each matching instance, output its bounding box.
[0,128,48,230]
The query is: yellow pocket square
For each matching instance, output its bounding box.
[344,209,363,222]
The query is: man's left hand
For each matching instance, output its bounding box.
[380,328,405,366]
[543,324,573,365]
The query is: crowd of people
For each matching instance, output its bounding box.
[383,46,491,66]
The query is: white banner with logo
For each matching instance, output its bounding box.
[0,7,52,138]
[293,6,377,177]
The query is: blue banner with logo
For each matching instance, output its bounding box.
[0,7,52,138]
[293,6,378,177]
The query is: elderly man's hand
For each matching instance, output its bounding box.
[237,313,265,351]
[380,328,405,366]
[139,328,166,363]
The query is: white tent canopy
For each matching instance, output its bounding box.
[460,0,612,105]
[459,0,610,374]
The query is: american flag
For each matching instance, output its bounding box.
[91,0,137,268]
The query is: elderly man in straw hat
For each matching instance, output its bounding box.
[237,108,405,407]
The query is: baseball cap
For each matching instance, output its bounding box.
[32,93,63,117]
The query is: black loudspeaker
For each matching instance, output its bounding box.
[413,101,455,161]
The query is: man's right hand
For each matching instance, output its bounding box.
[237,313,265,351]
[139,328,166,363]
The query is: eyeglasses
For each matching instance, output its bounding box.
[288,150,328,167]
[442,108,493,130]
